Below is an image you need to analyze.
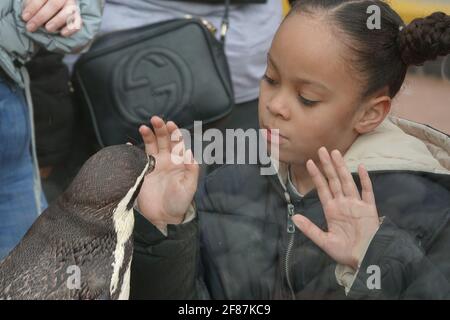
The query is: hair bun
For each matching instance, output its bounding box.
[398,12,450,66]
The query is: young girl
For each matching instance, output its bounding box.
[0,0,103,260]
[132,0,450,299]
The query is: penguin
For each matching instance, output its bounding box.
[0,144,155,300]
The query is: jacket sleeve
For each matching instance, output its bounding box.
[341,213,450,299]
[2,0,104,62]
[129,209,200,300]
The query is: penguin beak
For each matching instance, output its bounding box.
[146,155,156,175]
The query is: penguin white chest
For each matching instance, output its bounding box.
[110,206,134,300]
[109,163,149,299]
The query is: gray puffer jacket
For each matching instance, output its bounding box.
[0,0,104,215]
[0,0,104,87]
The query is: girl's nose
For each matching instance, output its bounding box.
[267,91,291,120]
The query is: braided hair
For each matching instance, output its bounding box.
[399,12,450,66]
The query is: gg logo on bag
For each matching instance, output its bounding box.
[112,47,194,124]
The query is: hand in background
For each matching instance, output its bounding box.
[22,0,82,37]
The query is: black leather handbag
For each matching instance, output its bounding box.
[73,1,235,147]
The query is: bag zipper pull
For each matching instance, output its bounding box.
[184,15,217,35]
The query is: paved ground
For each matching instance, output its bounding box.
[392,72,450,134]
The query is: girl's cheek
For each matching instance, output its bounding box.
[258,85,270,110]
[259,81,268,98]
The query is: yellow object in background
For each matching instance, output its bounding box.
[282,0,450,22]
[389,0,450,23]
[282,0,290,16]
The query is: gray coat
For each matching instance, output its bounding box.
[0,0,104,216]
[0,0,104,87]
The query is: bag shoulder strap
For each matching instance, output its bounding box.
[146,0,231,42]
[220,0,230,42]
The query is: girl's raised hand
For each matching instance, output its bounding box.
[136,117,199,232]
[293,147,381,270]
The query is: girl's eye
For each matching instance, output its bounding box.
[298,95,319,107]
[263,74,277,85]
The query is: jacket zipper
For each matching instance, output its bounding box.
[284,194,296,300]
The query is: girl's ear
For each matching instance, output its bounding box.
[355,91,392,134]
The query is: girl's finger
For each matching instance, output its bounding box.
[167,121,186,164]
[358,164,376,205]
[318,147,343,198]
[183,149,200,192]
[306,159,333,206]
[167,121,183,151]
[139,125,158,155]
[151,116,171,154]
[293,214,327,250]
[331,150,360,200]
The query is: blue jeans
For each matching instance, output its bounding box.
[0,77,47,260]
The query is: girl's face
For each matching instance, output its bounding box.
[259,13,380,166]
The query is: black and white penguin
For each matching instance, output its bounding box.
[0,144,155,300]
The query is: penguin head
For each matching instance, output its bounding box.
[62,145,155,215]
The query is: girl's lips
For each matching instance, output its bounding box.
[262,127,288,145]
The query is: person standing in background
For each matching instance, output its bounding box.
[0,0,104,260]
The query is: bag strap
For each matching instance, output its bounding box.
[146,0,231,43]
[220,0,231,43]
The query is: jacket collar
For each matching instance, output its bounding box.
[267,116,450,200]
[344,116,449,175]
